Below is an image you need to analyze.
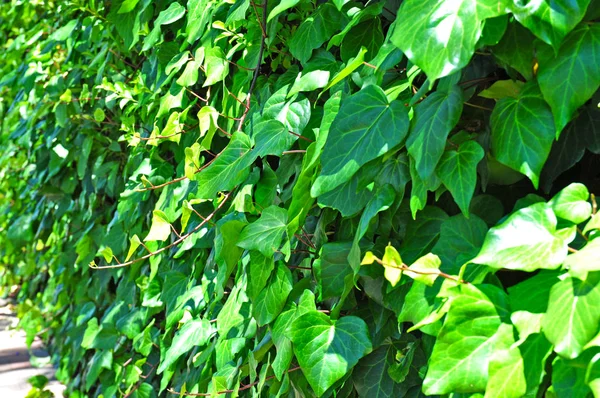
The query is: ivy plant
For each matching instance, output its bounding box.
[1,0,600,397]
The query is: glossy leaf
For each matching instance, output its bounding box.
[289,312,372,396]
[537,24,600,133]
[491,82,555,188]
[436,140,485,216]
[472,203,569,271]
[312,85,409,196]
[391,0,509,80]
[237,206,288,257]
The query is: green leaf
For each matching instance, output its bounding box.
[85,350,112,391]
[490,82,555,188]
[289,312,372,396]
[549,183,592,224]
[391,0,508,80]
[125,234,142,261]
[312,85,409,196]
[552,349,596,397]
[349,185,396,272]
[478,79,524,99]
[288,70,330,98]
[407,85,464,180]
[353,345,407,398]
[186,0,212,44]
[321,46,367,93]
[314,242,353,300]
[542,273,600,358]
[252,119,297,157]
[472,202,569,271]
[432,214,488,275]
[492,21,536,80]
[423,284,510,395]
[268,0,301,22]
[203,46,229,86]
[145,210,171,242]
[289,3,344,64]
[339,19,383,63]
[247,251,275,301]
[142,2,186,51]
[253,264,293,326]
[194,131,257,199]
[406,253,441,286]
[563,238,600,279]
[93,108,105,122]
[436,140,485,216]
[485,324,527,398]
[238,206,288,257]
[510,0,591,48]
[158,319,214,373]
[400,206,449,264]
[538,24,600,134]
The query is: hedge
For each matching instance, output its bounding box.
[1,0,600,396]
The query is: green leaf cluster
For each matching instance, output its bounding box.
[1,0,600,397]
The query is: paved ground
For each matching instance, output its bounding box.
[0,300,65,397]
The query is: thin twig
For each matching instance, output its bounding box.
[288,130,314,142]
[372,258,468,284]
[464,102,493,112]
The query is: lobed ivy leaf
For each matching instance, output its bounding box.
[312,85,409,197]
[538,24,600,134]
[472,202,569,272]
[391,0,509,80]
[407,85,464,181]
[237,206,288,257]
[289,311,372,396]
[490,82,555,188]
[436,140,485,217]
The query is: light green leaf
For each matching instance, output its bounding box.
[145,210,171,242]
[549,183,591,224]
[491,82,555,188]
[538,24,600,134]
[380,245,404,287]
[142,2,186,51]
[406,253,441,286]
[407,85,463,180]
[436,140,485,217]
[484,324,527,398]
[157,319,214,373]
[478,79,524,99]
[253,264,293,326]
[289,70,330,98]
[268,0,301,22]
[237,206,288,257]
[321,46,367,93]
[423,284,510,395]
[564,239,600,279]
[252,119,296,157]
[542,273,600,358]
[472,202,569,271]
[312,85,409,196]
[391,0,509,80]
[93,108,105,122]
[195,131,257,199]
[289,312,372,396]
[510,0,591,48]
[203,46,229,86]
[583,213,600,235]
[125,234,142,262]
[186,0,212,44]
[247,251,275,301]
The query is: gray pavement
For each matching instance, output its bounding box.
[0,301,65,397]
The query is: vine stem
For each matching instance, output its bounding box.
[237,0,268,131]
[89,193,231,269]
[372,258,468,284]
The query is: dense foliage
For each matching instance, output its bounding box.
[1,0,600,396]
